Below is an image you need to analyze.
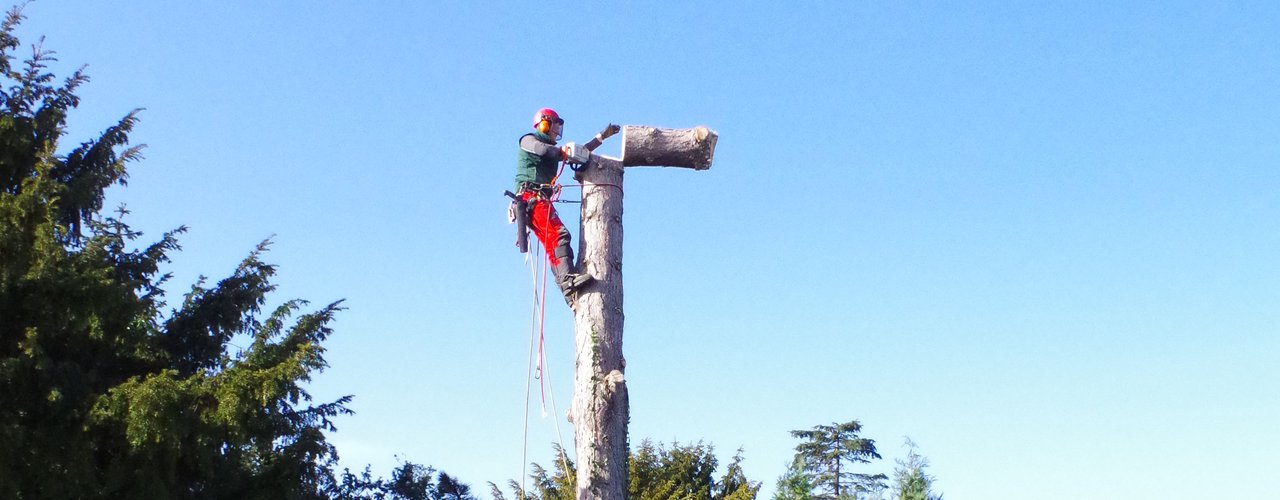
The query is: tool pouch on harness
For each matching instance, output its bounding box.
[504,190,529,253]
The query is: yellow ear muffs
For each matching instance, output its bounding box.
[536,120,548,134]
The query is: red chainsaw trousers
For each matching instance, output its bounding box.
[521,191,569,267]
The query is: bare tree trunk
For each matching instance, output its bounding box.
[568,125,716,500]
[571,154,628,500]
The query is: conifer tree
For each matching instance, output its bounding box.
[0,7,464,498]
[890,439,942,500]
[626,440,759,500]
[494,442,759,500]
[772,456,815,500]
[789,420,888,500]
[715,449,760,500]
[489,443,576,500]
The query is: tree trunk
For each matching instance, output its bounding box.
[570,154,629,500]
[568,125,716,499]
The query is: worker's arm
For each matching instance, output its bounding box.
[520,134,565,159]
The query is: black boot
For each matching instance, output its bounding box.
[552,245,593,298]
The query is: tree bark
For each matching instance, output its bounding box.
[621,125,718,170]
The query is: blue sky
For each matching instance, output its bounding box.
[24,1,1280,498]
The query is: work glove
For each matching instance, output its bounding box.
[561,146,572,159]
[599,124,620,140]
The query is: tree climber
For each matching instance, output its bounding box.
[515,107,617,301]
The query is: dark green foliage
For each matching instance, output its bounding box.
[328,463,480,500]
[628,440,759,500]
[494,441,759,500]
[490,443,576,500]
[629,440,719,500]
[789,420,888,500]
[0,7,469,499]
[0,6,175,496]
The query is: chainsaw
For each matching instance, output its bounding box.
[562,123,620,166]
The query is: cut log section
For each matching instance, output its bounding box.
[621,125,718,170]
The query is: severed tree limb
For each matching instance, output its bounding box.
[621,125,718,170]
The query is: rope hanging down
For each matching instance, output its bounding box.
[520,238,571,495]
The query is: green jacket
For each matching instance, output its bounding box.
[515,131,562,191]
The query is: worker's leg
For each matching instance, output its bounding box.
[524,193,563,265]
[524,195,591,297]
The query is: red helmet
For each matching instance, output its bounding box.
[533,107,563,140]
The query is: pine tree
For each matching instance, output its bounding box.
[789,420,887,500]
[0,7,460,498]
